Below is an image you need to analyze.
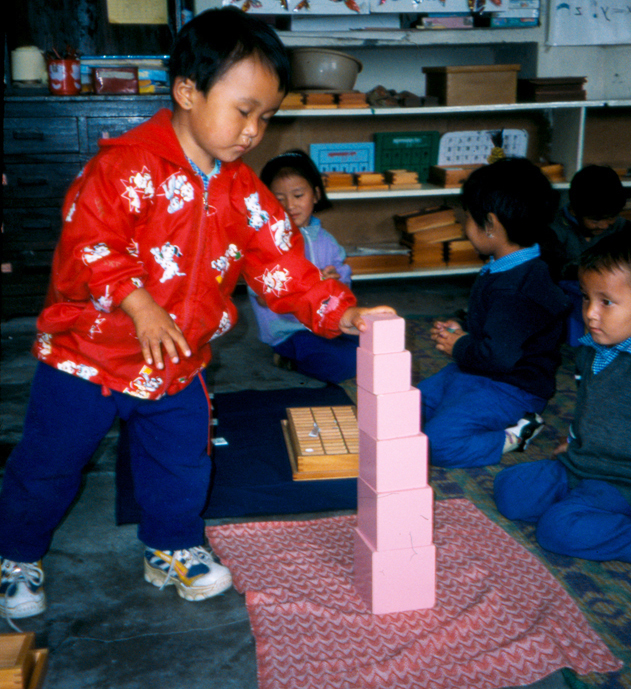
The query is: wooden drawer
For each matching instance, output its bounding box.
[4,117,80,154]
[86,117,148,154]
[2,208,62,267]
[3,163,81,200]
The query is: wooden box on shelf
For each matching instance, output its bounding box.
[429,165,482,188]
[422,65,521,107]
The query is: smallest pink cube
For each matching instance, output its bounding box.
[359,313,406,354]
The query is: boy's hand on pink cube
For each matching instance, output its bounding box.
[338,305,397,336]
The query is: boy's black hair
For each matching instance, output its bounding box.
[168,7,290,103]
[260,149,332,213]
[578,227,631,276]
[569,165,626,220]
[461,157,558,248]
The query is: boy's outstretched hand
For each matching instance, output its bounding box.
[430,319,465,357]
[338,305,397,335]
[121,288,192,370]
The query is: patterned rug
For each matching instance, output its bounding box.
[206,501,621,689]
[342,315,630,689]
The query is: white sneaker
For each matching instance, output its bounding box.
[503,413,545,453]
[144,546,232,601]
[0,559,46,619]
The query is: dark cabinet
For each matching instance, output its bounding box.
[2,94,172,318]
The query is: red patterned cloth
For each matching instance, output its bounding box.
[206,499,622,689]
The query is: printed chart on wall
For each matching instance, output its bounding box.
[547,0,630,45]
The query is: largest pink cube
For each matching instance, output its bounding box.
[354,528,436,615]
[357,387,421,439]
[357,479,434,551]
[359,430,428,492]
[359,313,405,354]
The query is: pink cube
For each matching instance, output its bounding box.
[357,479,434,551]
[357,387,421,439]
[359,430,428,492]
[359,314,405,354]
[356,348,411,395]
[354,528,436,615]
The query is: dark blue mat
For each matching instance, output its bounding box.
[115,385,357,523]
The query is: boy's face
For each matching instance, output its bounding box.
[172,54,284,172]
[579,266,631,346]
[580,215,619,236]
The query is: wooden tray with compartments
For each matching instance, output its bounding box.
[282,406,359,480]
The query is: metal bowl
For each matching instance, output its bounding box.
[290,48,363,91]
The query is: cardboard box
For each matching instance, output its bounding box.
[422,64,521,106]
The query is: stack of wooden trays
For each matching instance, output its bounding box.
[395,205,463,268]
[0,633,48,689]
[385,169,422,190]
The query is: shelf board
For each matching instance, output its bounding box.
[351,265,482,281]
[277,99,631,118]
[276,26,544,48]
[328,181,570,200]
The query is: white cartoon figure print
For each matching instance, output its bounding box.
[56,361,98,380]
[91,286,113,313]
[245,193,269,231]
[65,201,77,222]
[36,333,52,358]
[270,215,293,253]
[81,242,111,265]
[151,242,186,283]
[160,172,195,214]
[126,239,140,257]
[88,315,107,339]
[121,167,155,213]
[123,366,164,399]
[257,265,291,297]
[209,311,232,341]
[211,244,243,279]
[316,295,341,324]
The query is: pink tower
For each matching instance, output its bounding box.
[353,313,436,614]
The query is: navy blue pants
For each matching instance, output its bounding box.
[273,330,359,384]
[494,459,631,562]
[0,363,211,562]
[418,363,546,467]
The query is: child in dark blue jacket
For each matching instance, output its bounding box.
[494,230,630,562]
[418,158,570,467]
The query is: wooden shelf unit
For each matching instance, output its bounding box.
[2,94,630,317]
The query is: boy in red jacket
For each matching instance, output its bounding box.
[0,8,393,620]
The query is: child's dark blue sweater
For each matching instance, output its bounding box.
[452,258,570,400]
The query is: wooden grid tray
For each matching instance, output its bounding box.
[282,405,359,480]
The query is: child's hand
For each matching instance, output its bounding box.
[553,441,569,455]
[430,320,465,357]
[121,288,192,370]
[430,319,463,341]
[338,305,397,335]
[321,265,341,281]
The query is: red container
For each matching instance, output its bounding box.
[47,59,81,95]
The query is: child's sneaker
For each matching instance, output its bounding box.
[0,559,46,619]
[144,546,232,601]
[503,413,545,453]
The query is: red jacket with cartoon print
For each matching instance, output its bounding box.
[34,109,356,399]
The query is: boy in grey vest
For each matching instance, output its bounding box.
[493,229,630,562]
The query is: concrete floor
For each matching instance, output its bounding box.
[1,276,569,689]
